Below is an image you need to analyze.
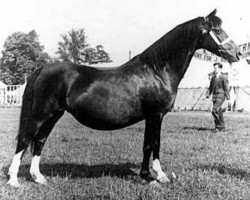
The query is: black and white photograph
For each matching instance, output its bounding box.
[0,0,250,199]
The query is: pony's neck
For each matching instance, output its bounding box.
[140,17,203,81]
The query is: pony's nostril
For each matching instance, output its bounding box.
[235,51,241,60]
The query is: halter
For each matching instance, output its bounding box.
[209,30,231,46]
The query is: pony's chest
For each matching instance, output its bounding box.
[141,85,177,113]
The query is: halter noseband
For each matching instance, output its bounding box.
[209,29,231,46]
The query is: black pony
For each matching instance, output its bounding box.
[7,9,239,187]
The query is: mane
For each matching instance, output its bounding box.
[140,17,203,72]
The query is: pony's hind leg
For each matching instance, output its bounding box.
[29,110,64,184]
[7,149,25,187]
[7,121,41,187]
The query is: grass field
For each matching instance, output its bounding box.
[1,108,250,199]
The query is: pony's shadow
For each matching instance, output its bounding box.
[184,126,214,131]
[197,163,250,180]
[3,162,140,181]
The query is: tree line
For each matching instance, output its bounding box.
[0,29,112,85]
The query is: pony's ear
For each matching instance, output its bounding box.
[205,9,217,26]
[205,9,222,28]
[206,9,217,19]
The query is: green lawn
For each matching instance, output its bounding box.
[1,108,250,199]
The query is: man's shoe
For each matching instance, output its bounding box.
[214,128,227,133]
[213,128,220,133]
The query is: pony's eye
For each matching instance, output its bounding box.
[213,29,222,35]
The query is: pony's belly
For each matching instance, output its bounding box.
[66,91,144,130]
[68,105,144,131]
[72,112,143,130]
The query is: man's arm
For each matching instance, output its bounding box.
[223,78,230,100]
[206,77,213,98]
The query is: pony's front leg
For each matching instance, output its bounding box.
[140,116,158,182]
[152,159,169,183]
[140,135,154,182]
[140,114,170,183]
[149,114,170,183]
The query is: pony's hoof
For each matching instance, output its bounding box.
[149,180,160,187]
[7,179,20,188]
[35,177,47,185]
[32,174,47,185]
[140,172,155,183]
[156,175,170,183]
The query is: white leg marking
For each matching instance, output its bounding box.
[30,155,46,184]
[7,150,24,187]
[152,159,170,183]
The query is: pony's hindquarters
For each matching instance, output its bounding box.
[7,67,43,187]
[7,66,65,187]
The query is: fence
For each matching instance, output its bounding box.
[0,84,26,107]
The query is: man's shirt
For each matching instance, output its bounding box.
[206,74,230,100]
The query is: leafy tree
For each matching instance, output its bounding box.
[1,30,51,84]
[57,28,112,65]
[57,29,89,64]
[95,45,111,63]
[85,47,97,64]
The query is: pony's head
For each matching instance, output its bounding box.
[198,9,240,63]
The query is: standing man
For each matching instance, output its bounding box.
[206,62,230,132]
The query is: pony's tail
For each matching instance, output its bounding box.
[16,67,43,150]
